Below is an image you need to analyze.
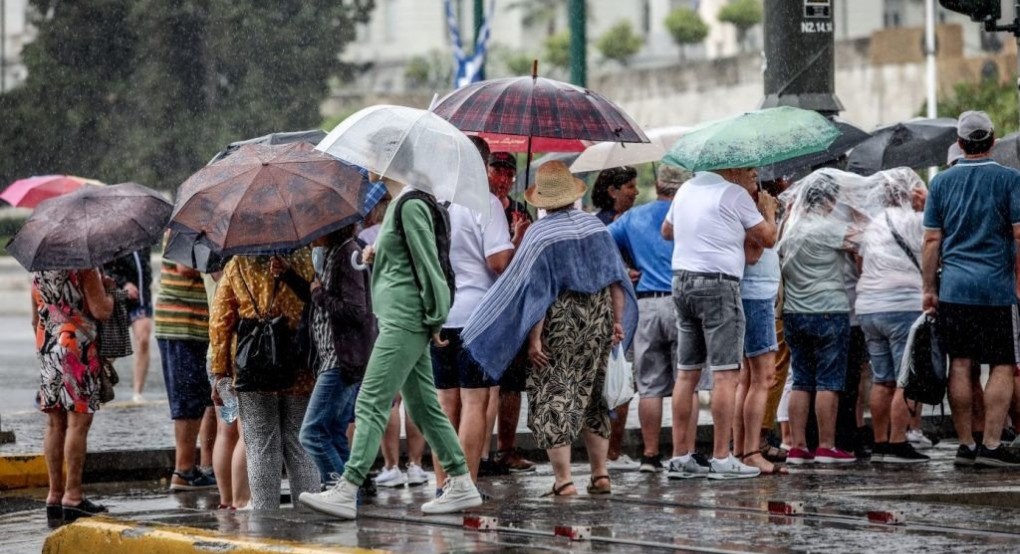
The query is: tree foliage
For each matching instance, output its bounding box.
[717,0,762,32]
[506,0,565,37]
[664,7,709,59]
[927,78,1019,136]
[596,20,643,66]
[0,0,374,191]
[544,31,571,71]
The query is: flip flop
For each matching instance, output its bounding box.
[542,481,575,497]
[587,475,611,495]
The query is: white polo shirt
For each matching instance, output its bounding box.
[666,171,764,279]
[445,194,514,328]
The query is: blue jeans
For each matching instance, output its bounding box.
[859,311,921,385]
[299,369,358,484]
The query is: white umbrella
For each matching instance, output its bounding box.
[316,105,490,220]
[569,126,689,173]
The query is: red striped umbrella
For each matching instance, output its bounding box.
[432,62,648,184]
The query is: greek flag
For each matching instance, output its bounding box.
[445,0,496,89]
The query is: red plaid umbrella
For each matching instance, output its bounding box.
[432,62,648,184]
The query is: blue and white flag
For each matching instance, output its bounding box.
[445,0,496,89]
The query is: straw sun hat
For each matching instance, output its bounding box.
[524,160,587,210]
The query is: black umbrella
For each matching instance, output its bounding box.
[759,119,872,182]
[992,132,1020,170]
[168,129,329,272]
[846,118,958,175]
[6,183,172,271]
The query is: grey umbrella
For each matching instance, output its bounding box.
[846,118,958,175]
[166,129,329,272]
[6,183,172,271]
[992,132,1020,170]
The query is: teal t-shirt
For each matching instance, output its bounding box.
[922,159,1020,307]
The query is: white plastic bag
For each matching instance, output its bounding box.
[603,345,635,409]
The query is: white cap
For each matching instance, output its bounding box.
[957,111,994,140]
[946,142,964,166]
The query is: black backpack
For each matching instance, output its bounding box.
[393,191,456,305]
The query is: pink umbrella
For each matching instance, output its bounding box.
[1,175,104,208]
[472,132,591,153]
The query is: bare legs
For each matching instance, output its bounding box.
[382,396,424,470]
[213,410,238,507]
[435,388,490,485]
[870,383,912,444]
[639,397,664,458]
[673,369,737,459]
[547,429,608,496]
[199,408,215,469]
[736,352,776,470]
[62,411,94,505]
[607,402,630,460]
[949,359,977,447]
[45,411,67,505]
[131,317,153,397]
[790,390,839,450]
[232,420,251,508]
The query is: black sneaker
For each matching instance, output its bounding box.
[639,454,663,473]
[882,442,930,464]
[954,445,978,467]
[975,445,1020,468]
[1003,427,1019,443]
[478,458,509,477]
[169,467,217,491]
[871,442,888,463]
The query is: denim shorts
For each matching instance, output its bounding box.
[672,271,744,372]
[742,298,778,358]
[158,339,213,420]
[784,312,850,392]
[859,311,921,384]
[431,328,494,390]
[129,303,153,322]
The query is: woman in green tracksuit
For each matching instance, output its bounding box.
[300,176,482,519]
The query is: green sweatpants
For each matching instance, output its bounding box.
[342,322,468,486]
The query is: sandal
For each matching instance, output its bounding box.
[62,498,108,522]
[542,481,575,497]
[587,475,611,495]
[760,444,788,463]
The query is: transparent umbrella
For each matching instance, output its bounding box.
[316,105,490,219]
[570,126,689,173]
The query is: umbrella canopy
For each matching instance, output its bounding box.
[846,117,958,175]
[171,142,371,256]
[663,107,840,172]
[758,119,872,182]
[316,104,490,218]
[992,132,1020,169]
[432,75,649,144]
[208,129,328,164]
[6,183,171,271]
[170,129,330,272]
[1,175,104,208]
[570,126,689,173]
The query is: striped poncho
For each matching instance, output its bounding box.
[154,257,210,342]
[461,209,638,381]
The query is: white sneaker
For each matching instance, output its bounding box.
[374,466,408,488]
[666,455,710,479]
[132,393,144,404]
[906,429,933,450]
[421,474,482,515]
[406,463,429,486]
[606,454,641,471]
[707,455,761,480]
[299,478,358,519]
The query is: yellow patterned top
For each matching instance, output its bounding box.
[209,248,315,395]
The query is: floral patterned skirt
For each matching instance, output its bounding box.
[38,324,102,414]
[526,288,613,450]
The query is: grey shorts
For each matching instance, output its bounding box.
[634,295,678,398]
[672,271,745,372]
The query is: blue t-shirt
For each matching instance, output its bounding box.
[607,200,674,293]
[922,158,1020,306]
[741,247,780,300]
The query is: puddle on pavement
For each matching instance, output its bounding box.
[868,487,1020,508]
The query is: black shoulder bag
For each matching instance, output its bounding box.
[233,272,297,392]
[886,212,921,272]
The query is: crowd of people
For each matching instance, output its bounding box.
[30,109,1020,526]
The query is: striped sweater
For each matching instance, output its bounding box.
[154,258,210,342]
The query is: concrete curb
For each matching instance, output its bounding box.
[42,517,384,554]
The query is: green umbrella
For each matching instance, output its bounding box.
[663,106,840,172]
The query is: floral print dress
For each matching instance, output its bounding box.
[34,270,102,414]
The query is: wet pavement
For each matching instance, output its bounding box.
[5,442,1020,553]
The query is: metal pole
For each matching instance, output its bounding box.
[925,0,938,179]
[568,0,586,87]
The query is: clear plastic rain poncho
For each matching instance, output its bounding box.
[777,167,926,273]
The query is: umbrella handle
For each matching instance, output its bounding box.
[351,250,368,271]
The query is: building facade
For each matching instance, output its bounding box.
[1,0,31,92]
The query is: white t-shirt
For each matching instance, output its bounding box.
[445,194,514,328]
[855,208,924,315]
[666,172,764,278]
